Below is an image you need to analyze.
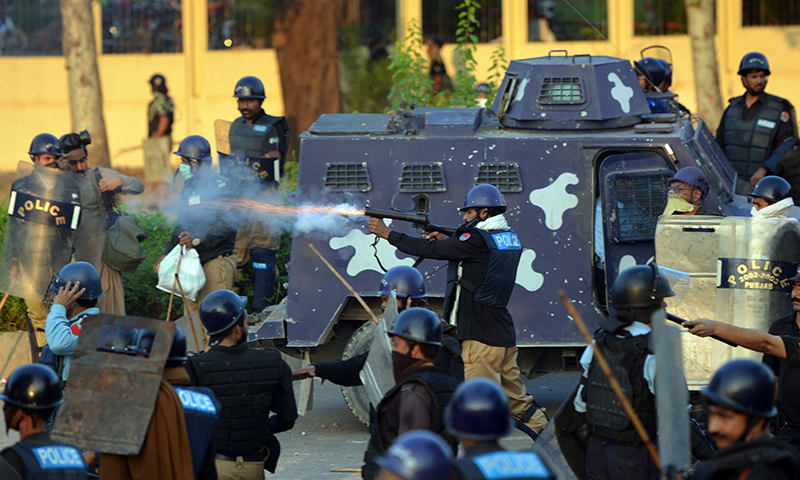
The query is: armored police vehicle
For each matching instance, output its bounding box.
[252,52,800,422]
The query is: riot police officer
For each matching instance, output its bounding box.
[292,265,463,384]
[0,363,88,479]
[374,430,454,480]
[43,261,104,383]
[749,175,794,216]
[574,263,674,480]
[185,289,296,479]
[689,359,800,480]
[368,184,547,439]
[362,307,460,480]
[716,52,798,194]
[446,378,556,480]
[231,76,290,313]
[154,136,238,348]
[663,166,711,215]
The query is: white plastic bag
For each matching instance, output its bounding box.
[156,245,206,301]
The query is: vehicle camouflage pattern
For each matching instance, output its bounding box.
[249,53,800,420]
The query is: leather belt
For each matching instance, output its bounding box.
[214,452,264,463]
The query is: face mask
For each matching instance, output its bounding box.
[750,205,762,218]
[663,191,697,215]
[178,163,194,180]
[392,350,421,382]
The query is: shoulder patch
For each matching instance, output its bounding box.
[781,111,791,123]
[459,233,471,241]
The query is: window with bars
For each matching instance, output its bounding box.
[324,163,371,192]
[399,163,446,192]
[422,0,502,44]
[101,0,182,54]
[475,164,523,193]
[527,0,608,42]
[0,0,61,56]
[633,0,687,36]
[208,0,276,50]
[539,78,585,105]
[743,0,800,26]
[609,173,671,241]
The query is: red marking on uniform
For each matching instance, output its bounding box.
[70,324,81,336]
[459,233,471,241]
[781,111,791,123]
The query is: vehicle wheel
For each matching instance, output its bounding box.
[341,321,376,425]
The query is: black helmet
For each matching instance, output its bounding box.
[199,289,248,336]
[174,135,213,162]
[388,308,442,346]
[668,166,710,202]
[59,130,92,154]
[149,74,166,88]
[47,261,104,301]
[375,430,453,480]
[611,263,675,310]
[233,76,266,99]
[377,266,427,299]
[702,359,777,418]
[459,184,506,212]
[0,364,63,410]
[634,57,669,89]
[738,52,770,76]
[748,176,792,204]
[166,326,188,366]
[28,133,62,159]
[445,378,514,440]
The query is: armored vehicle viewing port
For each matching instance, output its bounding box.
[251,52,796,422]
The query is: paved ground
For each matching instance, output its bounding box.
[0,370,580,479]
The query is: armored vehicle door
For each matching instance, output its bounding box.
[597,151,673,309]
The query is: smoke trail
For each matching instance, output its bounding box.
[294,203,363,235]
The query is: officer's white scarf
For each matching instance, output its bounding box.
[750,197,794,218]
[450,214,510,325]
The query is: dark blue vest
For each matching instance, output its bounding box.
[5,440,87,480]
[455,450,557,480]
[174,386,220,479]
[470,229,522,308]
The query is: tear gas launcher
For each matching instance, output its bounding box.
[364,208,457,237]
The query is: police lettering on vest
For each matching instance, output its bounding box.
[175,387,217,414]
[456,451,557,480]
[7,440,88,480]
[471,229,523,308]
[33,446,84,469]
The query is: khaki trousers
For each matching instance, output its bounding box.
[98,261,126,316]
[215,458,265,480]
[25,299,49,347]
[462,340,548,433]
[184,254,237,349]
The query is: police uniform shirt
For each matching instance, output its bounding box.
[716,94,795,172]
[764,316,800,427]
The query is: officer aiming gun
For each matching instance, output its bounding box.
[364,208,456,237]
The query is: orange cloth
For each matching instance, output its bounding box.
[99,374,194,480]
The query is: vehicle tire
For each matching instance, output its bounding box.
[341,321,376,425]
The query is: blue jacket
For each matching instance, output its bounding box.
[44,305,98,382]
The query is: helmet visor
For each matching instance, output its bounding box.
[655,264,690,308]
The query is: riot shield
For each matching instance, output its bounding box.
[214,119,280,184]
[553,384,588,480]
[651,308,690,474]
[359,291,397,407]
[51,315,175,455]
[0,161,81,301]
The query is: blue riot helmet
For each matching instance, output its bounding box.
[748,176,792,205]
[199,289,248,336]
[375,430,454,480]
[1,364,63,410]
[28,133,62,160]
[611,263,675,310]
[445,378,514,441]
[702,359,776,418]
[459,184,506,212]
[388,308,441,346]
[738,52,770,76]
[634,57,668,91]
[668,167,710,203]
[233,76,266,99]
[43,261,104,307]
[173,135,213,163]
[59,130,91,154]
[377,266,427,299]
[149,73,167,93]
[166,326,188,367]
[656,59,672,88]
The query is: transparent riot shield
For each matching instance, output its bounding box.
[655,215,800,388]
[51,314,175,455]
[0,161,81,301]
[359,291,397,407]
[214,119,280,184]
